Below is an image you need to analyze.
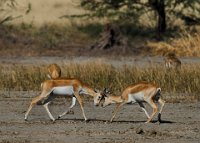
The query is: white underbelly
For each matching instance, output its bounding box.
[52,86,74,96]
[127,92,144,103]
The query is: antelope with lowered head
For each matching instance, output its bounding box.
[101,82,165,123]
[24,78,103,121]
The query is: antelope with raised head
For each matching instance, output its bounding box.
[101,82,165,123]
[24,78,103,121]
[47,63,74,114]
[47,63,61,79]
[164,52,181,70]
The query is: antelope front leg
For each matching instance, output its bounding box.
[110,102,125,122]
[145,100,158,123]
[74,93,88,121]
[158,98,165,122]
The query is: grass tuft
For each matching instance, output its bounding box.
[147,32,200,57]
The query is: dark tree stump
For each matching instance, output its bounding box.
[91,23,127,50]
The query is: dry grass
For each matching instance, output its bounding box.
[147,31,200,57]
[2,20,200,57]
[0,24,92,57]
[0,62,199,102]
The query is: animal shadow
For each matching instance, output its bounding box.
[58,118,175,124]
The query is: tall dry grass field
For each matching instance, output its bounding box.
[0,62,199,102]
[147,32,200,57]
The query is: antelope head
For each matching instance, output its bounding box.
[94,88,111,106]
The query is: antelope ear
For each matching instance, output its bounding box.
[101,88,111,97]
[94,88,99,93]
[103,88,111,94]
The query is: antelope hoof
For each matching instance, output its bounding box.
[84,119,90,123]
[145,120,151,123]
[24,116,28,121]
[68,110,74,115]
[57,116,61,119]
[51,118,56,122]
[105,120,110,124]
[110,119,113,123]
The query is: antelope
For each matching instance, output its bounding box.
[47,63,76,114]
[101,82,165,123]
[164,52,181,70]
[47,63,61,79]
[47,63,74,114]
[24,78,103,121]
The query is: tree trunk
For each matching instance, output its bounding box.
[150,0,166,35]
[90,24,127,50]
[157,0,166,34]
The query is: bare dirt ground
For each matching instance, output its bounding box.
[0,56,200,143]
[0,91,200,143]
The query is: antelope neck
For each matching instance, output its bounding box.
[110,95,123,103]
